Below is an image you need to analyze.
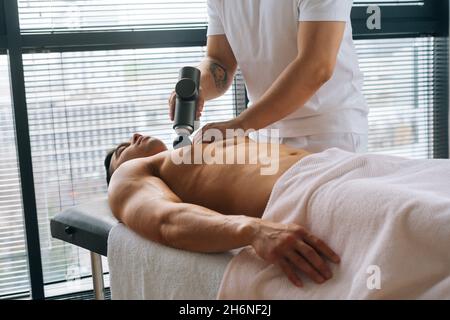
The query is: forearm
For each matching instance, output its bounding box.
[161,203,258,253]
[237,56,333,131]
[122,197,260,253]
[197,57,236,101]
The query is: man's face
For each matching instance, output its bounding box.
[109,133,167,173]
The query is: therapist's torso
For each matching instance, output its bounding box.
[207,0,368,138]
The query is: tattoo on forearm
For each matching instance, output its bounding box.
[210,62,228,91]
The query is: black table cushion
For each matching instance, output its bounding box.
[50,197,119,256]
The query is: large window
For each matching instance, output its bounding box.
[0,0,448,299]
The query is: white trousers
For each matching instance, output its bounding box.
[250,131,368,154]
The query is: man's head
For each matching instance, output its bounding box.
[104,133,167,184]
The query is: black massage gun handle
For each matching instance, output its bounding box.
[173,67,201,133]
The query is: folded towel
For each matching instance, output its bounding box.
[218,148,450,299]
[108,224,233,300]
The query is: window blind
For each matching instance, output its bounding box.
[22,47,246,293]
[17,0,425,34]
[358,37,447,159]
[0,56,31,298]
[18,0,208,33]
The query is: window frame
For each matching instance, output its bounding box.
[0,0,448,300]
[0,0,6,51]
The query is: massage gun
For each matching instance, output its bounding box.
[172,66,201,149]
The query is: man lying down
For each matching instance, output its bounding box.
[105,133,450,299]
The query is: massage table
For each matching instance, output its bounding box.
[52,149,450,299]
[50,197,233,300]
[50,198,116,299]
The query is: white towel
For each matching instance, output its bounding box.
[218,148,450,299]
[108,224,233,300]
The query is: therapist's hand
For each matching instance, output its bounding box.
[168,88,206,121]
[193,118,247,144]
[251,220,341,287]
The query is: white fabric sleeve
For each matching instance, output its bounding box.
[207,0,225,36]
[298,0,353,22]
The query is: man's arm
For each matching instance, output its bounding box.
[108,159,254,252]
[198,35,238,101]
[108,160,340,286]
[236,21,346,131]
[169,35,237,120]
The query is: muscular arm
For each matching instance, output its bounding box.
[237,21,346,131]
[198,35,238,101]
[108,160,255,253]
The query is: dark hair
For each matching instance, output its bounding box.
[104,149,115,185]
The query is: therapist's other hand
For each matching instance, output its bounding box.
[251,220,340,287]
[193,118,246,145]
[168,88,205,121]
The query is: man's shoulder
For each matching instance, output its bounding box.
[117,157,151,176]
[107,158,158,210]
[109,155,162,191]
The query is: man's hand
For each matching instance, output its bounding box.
[168,88,205,121]
[251,220,340,287]
[193,117,247,145]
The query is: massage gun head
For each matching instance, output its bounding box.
[172,66,201,149]
[173,134,192,149]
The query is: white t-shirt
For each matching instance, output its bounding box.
[207,0,368,137]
